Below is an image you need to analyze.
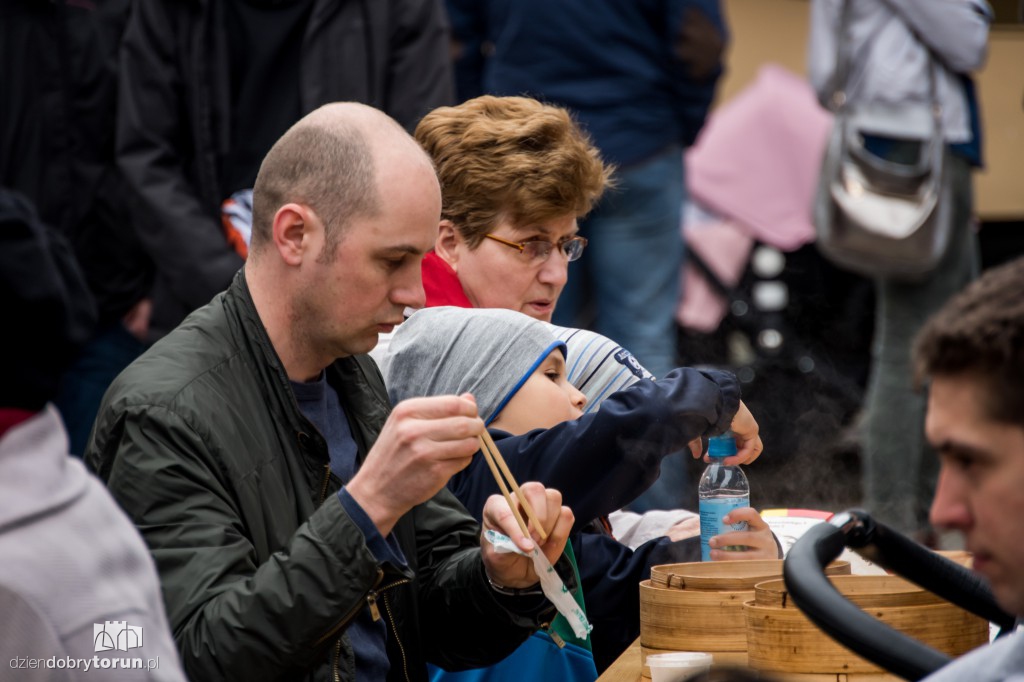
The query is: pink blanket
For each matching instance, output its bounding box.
[678,64,833,332]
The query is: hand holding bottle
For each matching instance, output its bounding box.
[726,400,763,465]
[707,507,780,561]
[690,401,763,465]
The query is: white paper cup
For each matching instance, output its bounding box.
[646,652,713,682]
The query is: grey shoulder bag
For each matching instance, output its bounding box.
[813,0,954,282]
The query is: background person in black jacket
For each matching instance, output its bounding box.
[115,0,455,342]
[1,0,153,456]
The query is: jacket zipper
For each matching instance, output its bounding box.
[307,431,341,678]
[322,573,409,681]
[332,638,342,682]
[296,428,332,505]
[317,568,385,648]
[542,621,566,648]
[378,579,413,682]
[318,461,331,504]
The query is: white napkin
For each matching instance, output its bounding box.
[484,529,592,639]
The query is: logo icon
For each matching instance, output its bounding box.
[94,621,143,652]
[614,349,650,379]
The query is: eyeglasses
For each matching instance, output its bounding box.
[484,233,588,263]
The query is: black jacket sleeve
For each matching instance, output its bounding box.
[448,368,740,527]
[382,0,455,129]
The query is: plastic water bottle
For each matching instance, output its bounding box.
[699,432,750,561]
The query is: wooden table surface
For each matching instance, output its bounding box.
[596,639,908,682]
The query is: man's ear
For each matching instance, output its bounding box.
[272,204,314,266]
[434,219,462,270]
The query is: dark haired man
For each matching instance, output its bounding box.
[916,256,1024,680]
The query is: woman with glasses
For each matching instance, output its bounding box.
[404,96,661,415]
[415,95,605,323]
[372,96,646,413]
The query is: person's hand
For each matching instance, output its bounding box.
[347,393,484,536]
[481,482,574,589]
[674,6,725,81]
[122,297,152,342]
[692,400,763,466]
[728,400,763,465]
[708,507,779,561]
[665,515,701,543]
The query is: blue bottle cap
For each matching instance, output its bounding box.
[707,433,737,458]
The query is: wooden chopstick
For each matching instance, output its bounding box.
[478,431,549,543]
[478,437,530,538]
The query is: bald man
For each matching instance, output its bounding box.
[86,103,575,682]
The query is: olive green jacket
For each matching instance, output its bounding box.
[86,271,554,681]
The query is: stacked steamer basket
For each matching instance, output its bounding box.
[639,560,851,679]
[745,574,990,681]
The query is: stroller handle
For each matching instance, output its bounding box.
[783,510,1015,681]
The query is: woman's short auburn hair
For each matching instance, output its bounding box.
[414,95,612,248]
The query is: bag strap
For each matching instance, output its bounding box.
[829,0,941,124]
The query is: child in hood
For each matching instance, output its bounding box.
[384,306,777,674]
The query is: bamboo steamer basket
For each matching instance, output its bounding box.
[936,549,973,568]
[745,575,990,681]
[639,560,851,678]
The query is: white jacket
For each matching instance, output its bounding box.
[921,627,1024,681]
[0,407,186,681]
[807,0,992,143]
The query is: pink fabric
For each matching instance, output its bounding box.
[685,64,833,252]
[677,220,754,333]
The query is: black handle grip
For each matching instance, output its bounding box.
[783,519,950,681]
[840,511,1015,630]
[783,510,1016,680]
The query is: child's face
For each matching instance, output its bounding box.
[489,350,586,435]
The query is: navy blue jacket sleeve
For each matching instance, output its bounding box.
[448,367,740,526]
[573,531,702,671]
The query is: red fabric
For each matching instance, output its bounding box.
[221,210,249,260]
[421,251,473,308]
[598,515,615,540]
[0,408,37,438]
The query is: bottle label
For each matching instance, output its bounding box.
[699,496,749,561]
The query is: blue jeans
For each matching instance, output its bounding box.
[554,145,685,379]
[555,145,688,511]
[54,324,147,457]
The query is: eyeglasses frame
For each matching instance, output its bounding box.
[483,233,588,263]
